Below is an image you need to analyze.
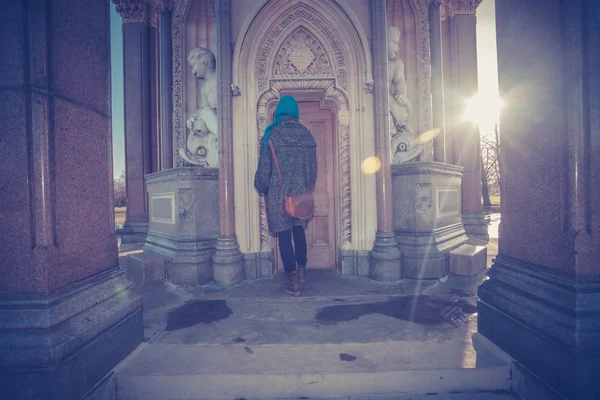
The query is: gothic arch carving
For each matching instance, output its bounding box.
[256,79,351,251]
[232,0,374,255]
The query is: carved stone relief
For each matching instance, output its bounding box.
[386,0,435,162]
[441,0,483,21]
[273,27,333,78]
[178,47,219,167]
[256,5,348,92]
[172,0,217,167]
[387,26,423,164]
[112,0,150,25]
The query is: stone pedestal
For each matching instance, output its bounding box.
[144,168,219,285]
[392,162,472,279]
[0,1,143,398]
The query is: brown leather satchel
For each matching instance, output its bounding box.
[269,141,315,220]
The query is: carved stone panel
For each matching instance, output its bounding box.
[273,27,333,78]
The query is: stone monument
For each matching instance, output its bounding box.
[135,47,221,286]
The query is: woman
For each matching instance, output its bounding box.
[254,96,317,296]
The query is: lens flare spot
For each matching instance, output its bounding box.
[361,156,381,175]
[416,128,441,144]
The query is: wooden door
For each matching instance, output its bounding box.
[299,101,336,268]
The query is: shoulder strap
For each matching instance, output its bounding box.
[269,140,287,198]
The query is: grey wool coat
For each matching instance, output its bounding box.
[254,116,318,233]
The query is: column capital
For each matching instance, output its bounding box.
[112,0,160,27]
[157,0,175,13]
[441,0,483,21]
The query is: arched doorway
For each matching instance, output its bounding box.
[232,0,376,271]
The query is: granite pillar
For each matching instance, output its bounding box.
[149,2,161,172]
[158,2,173,169]
[115,0,152,244]
[212,0,244,285]
[0,1,143,398]
[441,0,488,240]
[478,1,600,399]
[429,1,446,163]
[369,0,402,281]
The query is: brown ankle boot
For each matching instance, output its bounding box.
[282,271,301,297]
[298,264,307,284]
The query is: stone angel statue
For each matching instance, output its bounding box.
[179,47,219,167]
[387,27,422,164]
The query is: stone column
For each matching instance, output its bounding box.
[478,1,600,399]
[212,0,244,285]
[369,0,402,281]
[441,0,488,240]
[149,0,161,172]
[114,0,152,244]
[0,1,143,398]
[429,0,446,163]
[158,0,173,169]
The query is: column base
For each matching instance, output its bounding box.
[369,233,402,282]
[243,252,273,279]
[0,267,143,400]
[448,243,487,276]
[340,249,371,277]
[127,250,166,285]
[478,256,600,400]
[462,212,490,241]
[119,220,149,244]
[213,236,244,285]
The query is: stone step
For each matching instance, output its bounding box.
[116,340,511,400]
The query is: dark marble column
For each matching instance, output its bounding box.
[429,0,446,163]
[114,0,152,244]
[212,0,244,284]
[149,2,161,172]
[441,0,488,240]
[158,2,173,169]
[369,0,402,281]
[478,1,600,399]
[0,1,143,398]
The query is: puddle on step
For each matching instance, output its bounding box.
[315,295,477,326]
[165,300,233,331]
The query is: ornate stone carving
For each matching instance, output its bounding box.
[157,0,175,12]
[179,47,219,167]
[112,0,149,25]
[256,79,352,249]
[173,0,218,167]
[388,26,422,164]
[256,5,348,92]
[441,0,483,21]
[231,84,241,96]
[363,81,374,94]
[273,27,332,78]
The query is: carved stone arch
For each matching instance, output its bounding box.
[256,79,351,252]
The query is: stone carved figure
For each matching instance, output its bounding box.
[179,47,219,167]
[387,27,422,164]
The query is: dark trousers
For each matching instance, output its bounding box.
[277,226,307,273]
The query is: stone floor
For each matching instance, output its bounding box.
[114,214,512,399]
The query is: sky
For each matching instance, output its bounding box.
[110,3,125,178]
[109,0,498,178]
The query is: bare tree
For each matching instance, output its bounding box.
[114,170,127,207]
[481,122,501,205]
